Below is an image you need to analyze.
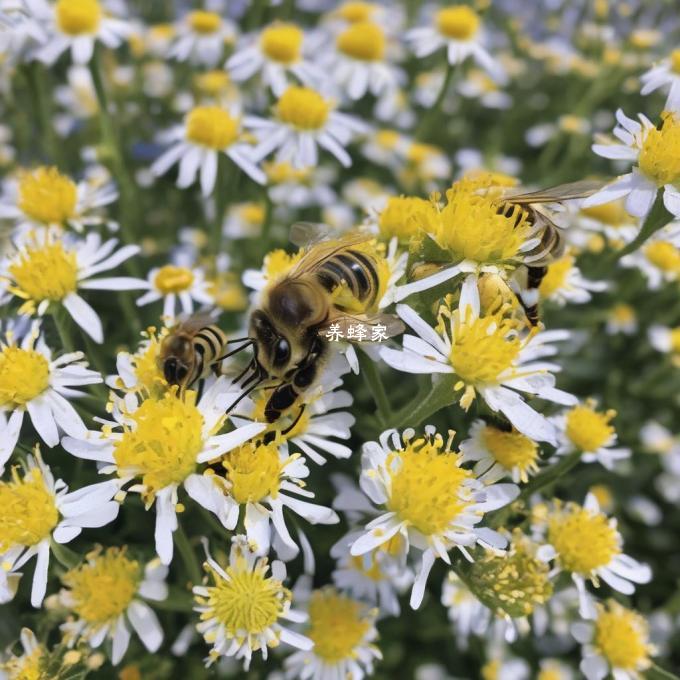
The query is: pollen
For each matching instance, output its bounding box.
[386,433,473,536]
[219,440,283,504]
[56,0,102,36]
[436,6,481,41]
[565,403,615,452]
[18,166,77,225]
[0,467,58,552]
[153,264,195,294]
[0,346,50,408]
[378,196,436,242]
[8,238,79,303]
[482,425,539,482]
[62,547,141,625]
[113,391,209,499]
[260,23,303,65]
[547,502,620,575]
[337,1,375,22]
[276,87,330,131]
[307,589,372,663]
[539,254,574,298]
[639,112,680,186]
[644,240,680,273]
[593,601,653,672]
[185,106,239,149]
[337,21,386,61]
[187,10,221,34]
[199,548,291,636]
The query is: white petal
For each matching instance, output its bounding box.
[410,549,435,609]
[30,541,50,608]
[127,600,163,652]
[111,616,131,665]
[63,293,103,343]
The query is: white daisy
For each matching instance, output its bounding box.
[0,230,145,342]
[247,85,368,169]
[583,109,680,219]
[0,449,120,607]
[151,105,265,196]
[31,0,131,65]
[441,572,491,648]
[168,9,235,67]
[619,223,680,289]
[605,304,638,336]
[59,547,167,665]
[0,321,101,472]
[349,427,518,609]
[0,1,47,63]
[640,49,680,112]
[537,253,608,306]
[648,323,680,366]
[61,378,266,565]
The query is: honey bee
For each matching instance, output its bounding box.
[159,315,251,392]
[235,224,404,426]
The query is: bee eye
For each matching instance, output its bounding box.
[163,358,178,383]
[273,338,290,366]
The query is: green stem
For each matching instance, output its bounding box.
[644,663,680,680]
[359,351,392,425]
[50,541,81,570]
[613,191,673,261]
[24,63,61,166]
[51,305,77,354]
[416,62,456,142]
[212,155,227,256]
[175,524,202,586]
[387,375,457,429]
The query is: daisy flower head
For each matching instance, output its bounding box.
[382,277,577,444]
[406,4,506,83]
[135,263,214,323]
[640,49,680,112]
[226,21,321,96]
[59,547,167,664]
[583,109,680,219]
[193,535,311,670]
[577,198,639,248]
[0,165,118,235]
[648,323,680,366]
[0,2,47,63]
[572,600,656,680]
[247,85,369,169]
[223,201,265,240]
[620,224,680,289]
[441,572,492,647]
[283,586,381,680]
[193,69,241,110]
[350,426,518,609]
[168,9,235,67]
[0,229,144,342]
[400,140,452,191]
[537,659,575,680]
[0,321,101,471]
[538,252,608,306]
[151,105,266,196]
[536,493,651,618]
[552,400,631,469]
[460,419,541,484]
[32,0,131,65]
[0,449,120,607]
[606,304,638,336]
[61,380,266,565]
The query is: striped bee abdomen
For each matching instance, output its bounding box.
[191,325,228,382]
[315,249,380,309]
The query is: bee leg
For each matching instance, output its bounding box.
[215,340,254,363]
[281,403,306,436]
[224,377,264,414]
[518,266,547,326]
[231,359,255,386]
[264,384,298,423]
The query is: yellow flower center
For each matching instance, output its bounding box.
[482,425,539,479]
[547,503,620,574]
[337,1,375,22]
[201,552,290,636]
[349,553,384,581]
[539,254,573,298]
[62,547,140,625]
[644,240,680,272]
[481,660,500,680]
[386,435,472,536]
[263,248,304,281]
[220,440,283,504]
[671,49,680,74]
[264,161,311,184]
[55,0,101,36]
[436,6,480,40]
[336,21,385,61]
[565,404,615,452]
[131,329,168,397]
[185,107,239,149]
[537,666,563,680]
[594,602,652,671]
[18,167,77,225]
[0,468,58,552]
[187,10,221,34]
[639,112,680,186]
[0,347,50,408]
[260,23,303,65]
[580,199,630,227]
[239,202,266,225]
[8,239,78,303]
[432,178,533,264]
[375,129,401,149]
[276,87,330,131]
[1,645,46,680]
[610,303,635,324]
[153,265,195,294]
[670,327,680,353]
[589,484,613,511]
[307,590,371,663]
[195,70,231,96]
[113,392,210,498]
[378,196,435,242]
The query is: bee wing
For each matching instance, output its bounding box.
[506,180,605,205]
[288,231,373,279]
[170,311,219,333]
[318,312,405,341]
[289,221,337,248]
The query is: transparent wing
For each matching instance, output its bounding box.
[505,180,605,205]
[289,222,337,248]
[171,311,218,333]
[288,231,373,279]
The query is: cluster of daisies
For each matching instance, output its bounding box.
[1,0,680,678]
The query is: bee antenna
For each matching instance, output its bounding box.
[226,336,254,344]
[216,341,254,362]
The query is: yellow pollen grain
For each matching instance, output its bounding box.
[220,440,282,504]
[0,346,50,408]
[185,106,239,149]
[594,601,652,671]
[386,436,472,536]
[539,254,573,298]
[276,87,330,131]
[644,240,680,273]
[307,589,371,663]
[639,112,680,186]
[62,547,141,625]
[436,5,480,41]
[260,23,303,64]
[482,426,539,479]
[337,21,386,61]
[547,503,620,574]
[18,167,77,225]
[55,0,102,36]
[0,468,59,552]
[153,264,195,294]
[565,404,615,452]
[187,10,221,34]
